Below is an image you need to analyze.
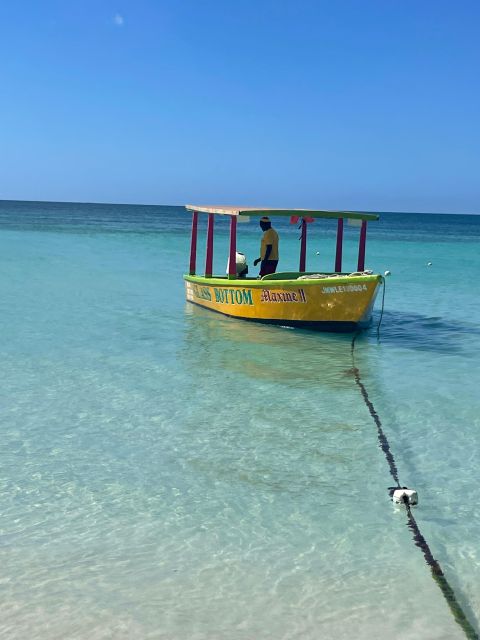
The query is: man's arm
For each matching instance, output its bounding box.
[254,245,272,266]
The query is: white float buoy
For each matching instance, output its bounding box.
[391,488,418,506]
[427,262,432,266]
[384,270,391,276]
[316,251,320,255]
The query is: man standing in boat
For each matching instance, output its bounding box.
[254,216,279,276]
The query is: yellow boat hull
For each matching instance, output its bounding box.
[184,273,382,331]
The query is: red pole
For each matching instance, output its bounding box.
[357,220,367,271]
[228,215,237,279]
[335,218,344,273]
[205,213,214,277]
[189,211,198,275]
[299,218,307,272]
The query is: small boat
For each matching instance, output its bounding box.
[184,205,383,332]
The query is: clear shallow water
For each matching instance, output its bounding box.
[0,200,479,639]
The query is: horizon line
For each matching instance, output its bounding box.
[0,198,479,217]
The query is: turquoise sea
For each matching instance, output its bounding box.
[1,200,479,640]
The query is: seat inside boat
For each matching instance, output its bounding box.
[260,271,310,280]
[261,271,336,280]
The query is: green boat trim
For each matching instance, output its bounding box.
[184,273,383,287]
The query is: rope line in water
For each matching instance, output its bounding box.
[376,275,386,338]
[351,332,479,640]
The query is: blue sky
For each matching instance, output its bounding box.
[0,1,479,212]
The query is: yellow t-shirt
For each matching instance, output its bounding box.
[260,228,279,261]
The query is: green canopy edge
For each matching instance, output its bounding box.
[185,205,379,221]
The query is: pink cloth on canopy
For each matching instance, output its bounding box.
[290,215,314,224]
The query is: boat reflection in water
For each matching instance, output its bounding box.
[183,303,372,391]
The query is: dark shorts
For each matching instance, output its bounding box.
[259,260,278,276]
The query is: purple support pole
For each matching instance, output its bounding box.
[299,218,307,272]
[228,215,237,279]
[189,211,198,275]
[335,218,344,273]
[357,220,367,271]
[205,213,214,277]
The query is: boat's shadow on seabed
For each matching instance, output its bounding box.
[369,309,480,354]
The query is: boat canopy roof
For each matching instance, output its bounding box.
[186,205,379,222]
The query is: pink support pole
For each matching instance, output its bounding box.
[205,213,214,277]
[299,218,307,272]
[189,211,198,275]
[357,220,367,271]
[228,215,237,279]
[335,218,344,273]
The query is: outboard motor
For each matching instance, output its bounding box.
[226,251,248,277]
